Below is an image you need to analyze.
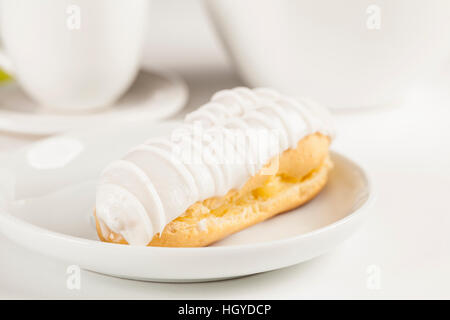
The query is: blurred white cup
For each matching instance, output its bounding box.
[0,0,149,111]
[206,0,450,109]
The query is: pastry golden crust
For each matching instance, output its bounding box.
[95,133,332,247]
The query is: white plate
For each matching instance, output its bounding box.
[0,69,188,135]
[0,121,374,282]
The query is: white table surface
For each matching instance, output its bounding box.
[1,0,449,299]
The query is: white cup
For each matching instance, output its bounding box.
[206,0,450,109]
[0,0,149,111]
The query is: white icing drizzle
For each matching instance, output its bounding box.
[96,87,335,245]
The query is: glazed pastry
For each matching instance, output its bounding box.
[95,87,335,247]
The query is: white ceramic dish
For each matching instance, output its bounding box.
[0,69,188,135]
[206,0,450,109]
[0,121,374,282]
[0,0,149,111]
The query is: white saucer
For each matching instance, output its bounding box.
[0,121,374,282]
[0,69,188,135]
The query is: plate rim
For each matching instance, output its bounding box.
[0,150,375,253]
[0,68,189,135]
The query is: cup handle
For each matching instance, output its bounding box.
[0,49,14,75]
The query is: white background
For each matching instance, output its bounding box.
[0,0,449,299]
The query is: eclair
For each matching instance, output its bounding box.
[94,87,335,247]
